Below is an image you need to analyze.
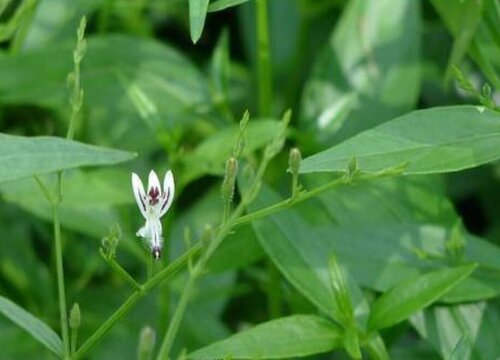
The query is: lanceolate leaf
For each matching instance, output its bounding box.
[368,264,477,331]
[300,106,500,175]
[189,0,210,43]
[0,296,63,357]
[0,134,136,183]
[189,315,342,359]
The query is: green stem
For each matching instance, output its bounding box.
[73,244,202,360]
[70,328,78,356]
[53,205,70,359]
[256,0,272,117]
[156,266,200,358]
[101,251,142,290]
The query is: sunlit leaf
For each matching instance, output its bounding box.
[189,315,342,359]
[0,134,135,183]
[300,106,500,175]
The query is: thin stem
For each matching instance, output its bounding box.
[33,176,54,205]
[232,175,378,227]
[156,266,200,359]
[255,0,272,117]
[53,205,70,359]
[71,328,78,356]
[101,251,142,290]
[73,244,202,360]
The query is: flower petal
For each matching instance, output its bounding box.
[160,170,175,217]
[132,173,147,219]
[148,170,161,194]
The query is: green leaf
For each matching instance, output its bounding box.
[300,106,500,175]
[431,0,500,89]
[448,337,469,360]
[0,295,63,357]
[0,35,211,151]
[189,315,342,359]
[300,0,421,144]
[368,264,477,331]
[0,169,134,240]
[189,0,210,43]
[180,120,280,185]
[411,301,500,360]
[0,133,135,183]
[208,0,252,12]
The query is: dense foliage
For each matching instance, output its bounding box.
[0,0,499,359]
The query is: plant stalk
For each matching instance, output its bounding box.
[256,0,272,117]
[53,205,70,359]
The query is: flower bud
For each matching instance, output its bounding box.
[69,303,81,330]
[138,326,156,360]
[288,148,302,176]
[221,157,238,205]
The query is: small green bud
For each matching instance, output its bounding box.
[69,303,81,330]
[233,110,250,158]
[288,148,302,176]
[345,156,359,181]
[101,224,122,259]
[446,220,466,261]
[201,224,214,247]
[221,157,238,205]
[482,83,492,98]
[137,326,156,360]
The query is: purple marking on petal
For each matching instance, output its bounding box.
[161,189,170,212]
[149,187,160,205]
[137,189,147,212]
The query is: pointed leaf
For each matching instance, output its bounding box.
[368,264,477,331]
[0,295,63,357]
[189,315,342,359]
[208,0,253,12]
[300,106,500,175]
[0,134,136,183]
[189,0,210,43]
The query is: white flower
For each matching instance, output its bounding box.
[131,170,175,260]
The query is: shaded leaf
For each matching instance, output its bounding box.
[0,295,62,357]
[411,302,500,360]
[189,315,342,359]
[300,106,500,175]
[368,264,477,331]
[300,0,421,144]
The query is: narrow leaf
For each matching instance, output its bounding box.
[0,295,63,357]
[208,0,252,12]
[300,106,500,175]
[368,264,477,331]
[189,315,342,359]
[189,0,210,43]
[0,134,136,183]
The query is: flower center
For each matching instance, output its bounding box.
[148,187,160,205]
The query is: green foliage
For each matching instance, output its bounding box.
[0,0,499,359]
[0,134,135,183]
[300,106,500,175]
[189,315,342,359]
[0,295,63,357]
